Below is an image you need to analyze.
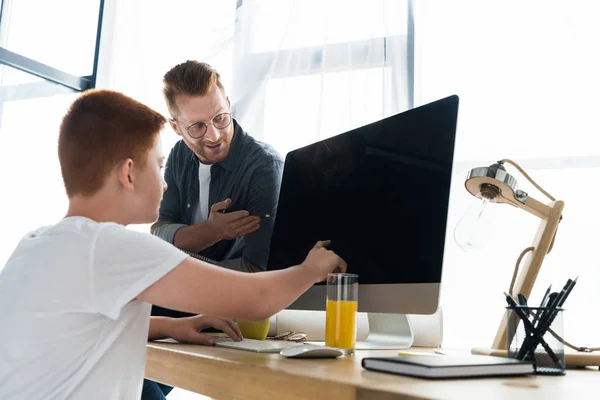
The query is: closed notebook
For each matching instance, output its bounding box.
[362,355,534,379]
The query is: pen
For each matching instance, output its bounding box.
[220,209,272,219]
[505,292,562,367]
[540,284,552,308]
[521,277,578,362]
[557,277,577,308]
[538,278,576,334]
[537,277,577,339]
[516,291,558,360]
[532,284,552,327]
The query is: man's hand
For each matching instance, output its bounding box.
[167,315,243,345]
[301,240,348,282]
[206,198,261,241]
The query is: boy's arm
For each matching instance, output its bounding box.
[218,258,261,272]
[137,241,346,321]
[148,315,243,344]
[175,250,257,272]
[148,316,177,340]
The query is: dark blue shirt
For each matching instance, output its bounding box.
[153,120,283,270]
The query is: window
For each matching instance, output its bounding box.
[2,0,101,76]
[0,0,104,91]
[0,0,105,267]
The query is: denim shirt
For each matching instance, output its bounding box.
[153,120,283,270]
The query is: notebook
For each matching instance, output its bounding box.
[180,249,222,266]
[361,355,534,379]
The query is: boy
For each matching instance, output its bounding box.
[0,89,346,399]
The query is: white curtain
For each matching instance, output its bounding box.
[99,0,600,352]
[98,0,237,153]
[230,0,410,155]
[100,0,409,156]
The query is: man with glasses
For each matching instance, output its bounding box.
[152,60,283,274]
[143,61,284,399]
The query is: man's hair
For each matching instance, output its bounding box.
[58,89,166,197]
[163,60,225,117]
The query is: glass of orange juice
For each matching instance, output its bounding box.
[325,273,358,355]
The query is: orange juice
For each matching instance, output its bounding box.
[325,299,358,350]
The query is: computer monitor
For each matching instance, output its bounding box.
[267,95,459,349]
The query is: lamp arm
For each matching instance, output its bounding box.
[513,194,560,253]
[497,191,552,218]
[497,158,555,219]
[547,224,558,254]
[515,195,552,219]
[499,159,556,202]
[490,199,565,350]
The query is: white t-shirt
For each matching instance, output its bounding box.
[0,216,188,400]
[192,162,212,223]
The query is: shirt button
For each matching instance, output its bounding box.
[187,204,191,208]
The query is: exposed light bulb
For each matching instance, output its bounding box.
[454,192,496,252]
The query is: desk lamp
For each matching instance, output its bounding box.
[454,159,564,352]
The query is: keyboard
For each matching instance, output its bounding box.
[214,338,303,353]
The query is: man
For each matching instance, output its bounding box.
[146,59,285,399]
[0,89,346,399]
[151,60,283,274]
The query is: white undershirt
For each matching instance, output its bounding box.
[192,162,212,223]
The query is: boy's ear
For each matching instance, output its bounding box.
[117,159,135,191]
[169,119,182,137]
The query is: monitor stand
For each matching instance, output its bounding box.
[355,313,414,350]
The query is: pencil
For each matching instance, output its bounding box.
[220,210,272,219]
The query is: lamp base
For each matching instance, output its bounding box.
[471,347,600,367]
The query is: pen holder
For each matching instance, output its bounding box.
[506,306,565,375]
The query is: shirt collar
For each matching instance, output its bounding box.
[217,119,245,172]
[188,119,246,172]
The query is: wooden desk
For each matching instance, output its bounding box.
[146,342,599,400]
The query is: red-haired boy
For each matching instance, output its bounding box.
[0,89,345,399]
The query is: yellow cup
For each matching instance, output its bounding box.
[325,273,358,355]
[237,319,270,340]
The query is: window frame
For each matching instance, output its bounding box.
[0,0,105,97]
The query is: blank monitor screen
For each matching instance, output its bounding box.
[267,95,459,312]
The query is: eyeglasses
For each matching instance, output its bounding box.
[174,112,232,139]
[267,331,307,342]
